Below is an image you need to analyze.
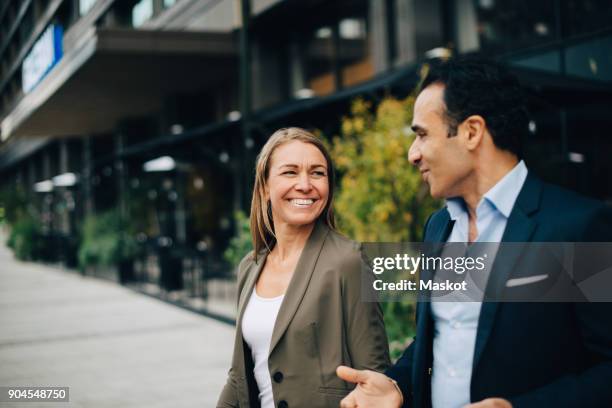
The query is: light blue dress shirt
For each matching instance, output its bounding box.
[430,160,528,408]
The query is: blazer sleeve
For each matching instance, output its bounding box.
[509,206,612,408]
[340,243,391,373]
[216,252,255,408]
[385,327,417,404]
[217,371,239,408]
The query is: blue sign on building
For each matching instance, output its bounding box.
[22,25,63,94]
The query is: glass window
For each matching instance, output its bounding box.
[339,16,373,88]
[304,24,336,96]
[564,0,612,38]
[508,50,562,74]
[454,0,557,54]
[132,0,153,27]
[297,1,372,96]
[79,0,97,16]
[565,34,612,82]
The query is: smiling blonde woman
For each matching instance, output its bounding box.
[217,127,390,408]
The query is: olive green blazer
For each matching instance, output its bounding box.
[217,221,390,407]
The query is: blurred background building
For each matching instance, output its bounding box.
[0,0,611,317]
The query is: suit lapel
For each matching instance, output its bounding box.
[425,210,454,245]
[472,174,542,372]
[268,221,329,355]
[421,210,454,285]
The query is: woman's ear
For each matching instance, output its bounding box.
[463,115,486,151]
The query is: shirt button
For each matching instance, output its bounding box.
[448,368,456,377]
[278,400,289,408]
[273,371,284,383]
[452,321,461,329]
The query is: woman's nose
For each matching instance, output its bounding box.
[295,173,312,191]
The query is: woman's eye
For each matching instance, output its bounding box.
[282,170,296,175]
[312,171,326,177]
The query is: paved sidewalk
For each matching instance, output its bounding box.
[0,242,235,407]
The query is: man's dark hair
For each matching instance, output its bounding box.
[421,57,529,158]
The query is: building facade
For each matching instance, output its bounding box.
[0,0,611,284]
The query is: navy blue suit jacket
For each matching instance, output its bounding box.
[386,174,612,407]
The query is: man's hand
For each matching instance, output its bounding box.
[464,398,512,408]
[336,365,403,408]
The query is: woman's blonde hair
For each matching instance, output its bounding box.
[250,127,336,260]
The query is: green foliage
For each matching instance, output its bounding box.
[1,186,42,260]
[223,211,253,270]
[78,209,139,270]
[330,96,441,359]
[331,97,439,242]
[7,215,41,261]
[0,185,29,225]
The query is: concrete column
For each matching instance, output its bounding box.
[288,36,306,96]
[115,132,128,223]
[81,136,94,217]
[42,149,52,234]
[396,0,417,66]
[454,0,480,53]
[58,140,70,235]
[370,0,390,73]
[174,171,187,245]
[251,39,284,110]
[27,158,36,197]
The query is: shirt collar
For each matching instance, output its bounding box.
[445,160,528,220]
[446,197,466,221]
[483,160,528,218]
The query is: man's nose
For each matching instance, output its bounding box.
[408,139,421,166]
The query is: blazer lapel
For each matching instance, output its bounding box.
[237,253,267,328]
[472,174,542,371]
[268,221,329,355]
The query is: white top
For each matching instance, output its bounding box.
[431,160,528,408]
[241,288,285,408]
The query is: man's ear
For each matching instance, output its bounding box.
[463,115,486,151]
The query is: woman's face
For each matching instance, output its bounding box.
[265,140,329,229]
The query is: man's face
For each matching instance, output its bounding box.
[408,83,472,199]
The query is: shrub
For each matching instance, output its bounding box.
[223,211,253,271]
[7,216,41,261]
[78,209,139,270]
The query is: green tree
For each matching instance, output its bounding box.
[330,95,441,359]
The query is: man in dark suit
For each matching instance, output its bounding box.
[337,57,612,408]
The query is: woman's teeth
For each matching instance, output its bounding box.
[290,199,314,207]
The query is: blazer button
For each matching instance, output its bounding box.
[278,400,288,408]
[273,371,284,383]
